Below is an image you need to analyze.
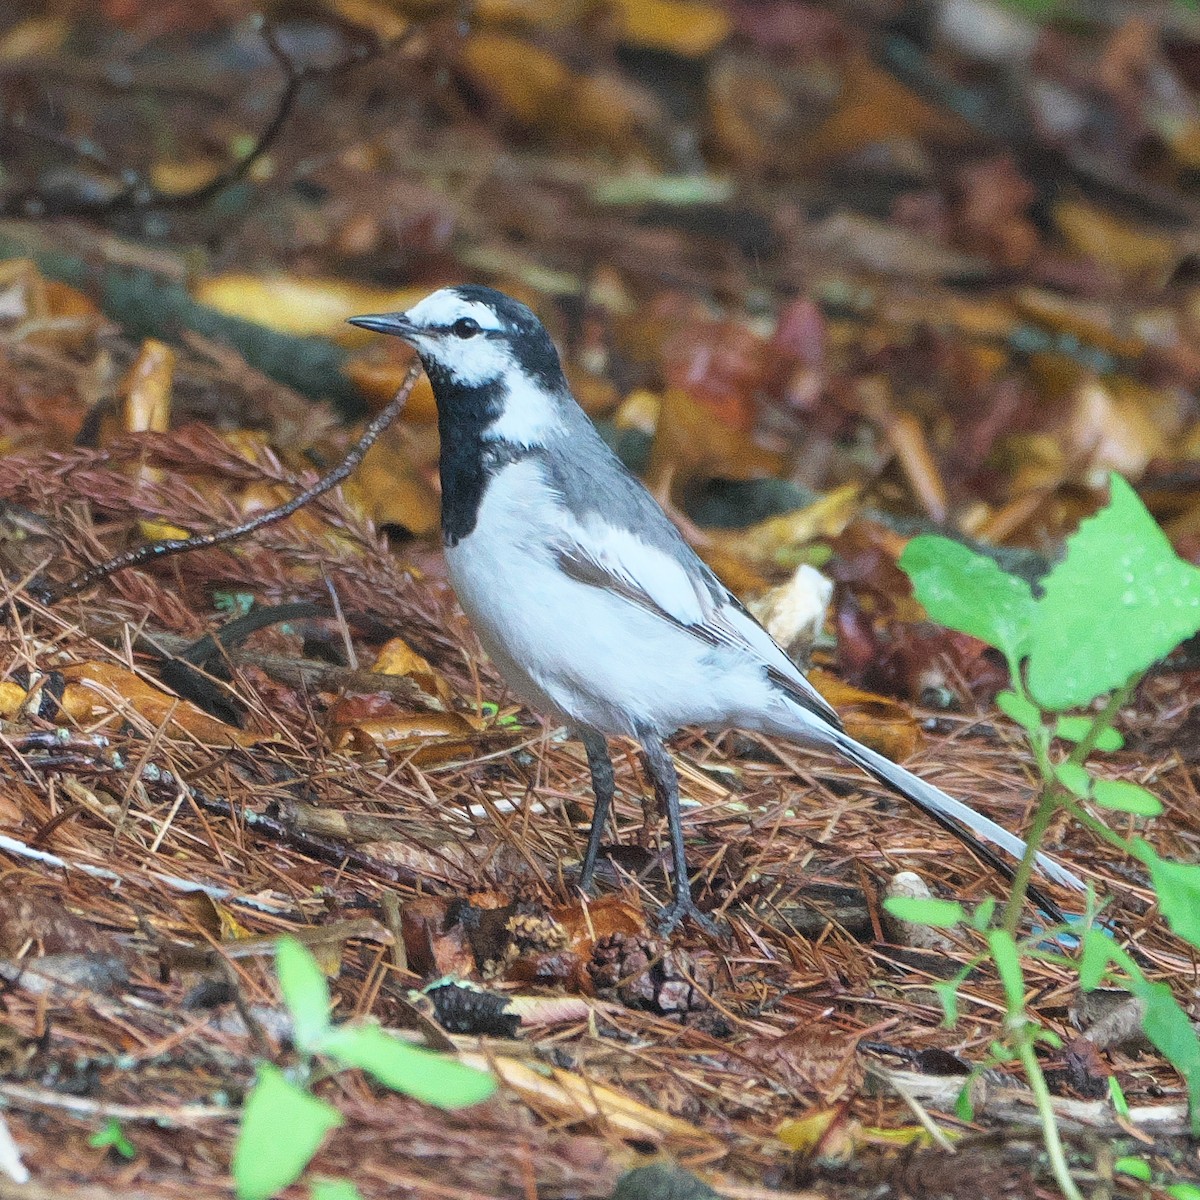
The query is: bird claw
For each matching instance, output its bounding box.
[653,895,722,938]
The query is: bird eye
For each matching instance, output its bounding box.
[450,317,481,338]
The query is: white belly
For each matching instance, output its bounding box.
[444,459,776,737]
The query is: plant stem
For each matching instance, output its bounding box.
[1017,1034,1083,1200]
[1066,677,1138,767]
[1002,781,1064,938]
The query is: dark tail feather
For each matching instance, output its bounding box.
[830,730,1083,919]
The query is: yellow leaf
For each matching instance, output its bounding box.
[193,274,427,345]
[1055,199,1178,281]
[371,636,453,705]
[124,339,174,435]
[459,33,572,125]
[0,681,27,718]
[611,0,729,56]
[137,520,192,541]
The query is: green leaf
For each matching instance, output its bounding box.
[954,1081,975,1122]
[996,689,1041,732]
[311,1181,363,1200]
[1132,841,1200,949]
[1078,928,1115,992]
[1053,716,1123,751]
[986,929,1026,1013]
[1135,981,1200,1134]
[899,537,1035,666]
[882,897,966,928]
[276,938,331,1054]
[1167,1184,1200,1200]
[1093,780,1162,817]
[1027,474,1200,710]
[933,980,960,1027]
[1108,1076,1130,1120]
[1054,762,1091,797]
[323,1024,495,1109]
[233,1065,343,1200]
[971,897,997,932]
[1113,1156,1152,1181]
[88,1119,136,1160]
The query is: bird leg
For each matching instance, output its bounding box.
[578,730,615,894]
[638,738,719,936]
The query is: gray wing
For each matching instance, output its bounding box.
[552,516,843,731]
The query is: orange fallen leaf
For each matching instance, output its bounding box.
[808,668,921,761]
[371,636,453,706]
[611,0,730,56]
[58,662,268,746]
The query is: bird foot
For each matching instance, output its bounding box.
[653,895,722,938]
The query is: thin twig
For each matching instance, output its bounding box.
[42,362,418,603]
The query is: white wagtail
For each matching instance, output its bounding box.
[348,286,1084,934]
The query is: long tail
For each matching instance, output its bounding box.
[829,729,1085,899]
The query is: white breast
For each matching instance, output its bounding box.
[444,459,779,737]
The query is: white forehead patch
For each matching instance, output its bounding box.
[404,289,504,332]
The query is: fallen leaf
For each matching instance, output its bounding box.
[193,274,427,345]
[58,662,268,746]
[371,636,453,706]
[808,668,921,761]
[611,0,730,57]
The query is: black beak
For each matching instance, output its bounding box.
[347,312,417,340]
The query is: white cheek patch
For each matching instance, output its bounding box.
[485,369,562,447]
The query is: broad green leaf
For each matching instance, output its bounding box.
[882,897,966,928]
[996,689,1041,732]
[233,1065,342,1200]
[1133,841,1200,949]
[323,1024,496,1109]
[1027,475,1200,710]
[1135,981,1200,1134]
[1054,716,1123,751]
[1093,780,1162,817]
[986,929,1026,1012]
[275,938,331,1054]
[1167,1184,1200,1200]
[1054,762,1091,797]
[88,1119,136,1159]
[899,537,1035,666]
[311,1181,363,1200]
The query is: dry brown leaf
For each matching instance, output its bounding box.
[808,668,921,761]
[707,484,861,571]
[344,426,442,536]
[1055,199,1180,282]
[58,662,269,747]
[344,352,439,422]
[644,387,783,503]
[459,34,573,126]
[459,1051,721,1148]
[371,636,453,706]
[329,711,487,765]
